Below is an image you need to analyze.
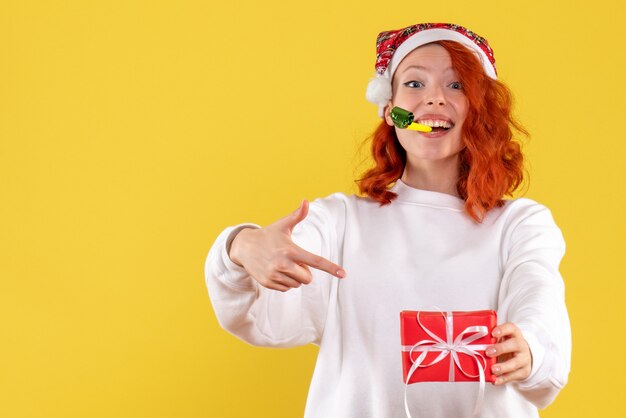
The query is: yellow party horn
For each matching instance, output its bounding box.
[406,122,433,132]
[390,106,432,133]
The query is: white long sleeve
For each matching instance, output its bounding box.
[205,195,346,348]
[204,180,571,417]
[496,201,571,408]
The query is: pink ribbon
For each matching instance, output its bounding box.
[402,311,489,417]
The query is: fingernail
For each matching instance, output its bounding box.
[492,329,501,337]
[336,269,346,278]
[493,366,500,374]
[495,378,501,385]
[486,348,496,356]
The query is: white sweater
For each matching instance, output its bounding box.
[205,180,571,418]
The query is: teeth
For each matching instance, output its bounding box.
[417,119,453,128]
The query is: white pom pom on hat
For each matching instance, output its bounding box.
[366,74,393,118]
[365,23,498,118]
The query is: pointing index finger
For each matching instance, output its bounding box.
[296,247,346,278]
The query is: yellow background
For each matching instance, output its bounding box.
[1,0,624,416]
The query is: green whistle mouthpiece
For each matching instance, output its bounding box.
[390,106,414,129]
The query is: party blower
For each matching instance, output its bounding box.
[390,107,433,133]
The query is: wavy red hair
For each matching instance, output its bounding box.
[357,40,527,223]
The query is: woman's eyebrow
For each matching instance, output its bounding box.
[401,65,454,74]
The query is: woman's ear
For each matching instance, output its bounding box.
[383,101,395,127]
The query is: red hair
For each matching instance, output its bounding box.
[357,40,527,223]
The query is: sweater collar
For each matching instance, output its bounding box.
[390,179,465,210]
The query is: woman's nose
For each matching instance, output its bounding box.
[424,87,446,106]
[425,97,446,106]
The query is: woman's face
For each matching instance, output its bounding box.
[384,43,469,167]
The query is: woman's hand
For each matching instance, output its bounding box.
[486,322,533,385]
[229,199,346,292]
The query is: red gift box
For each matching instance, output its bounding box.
[400,310,497,384]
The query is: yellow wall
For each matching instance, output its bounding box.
[1,0,624,416]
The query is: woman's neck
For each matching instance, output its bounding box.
[401,158,461,197]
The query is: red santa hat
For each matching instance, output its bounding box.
[365,23,498,117]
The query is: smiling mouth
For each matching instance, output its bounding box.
[416,120,454,133]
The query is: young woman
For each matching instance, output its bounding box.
[205,23,571,417]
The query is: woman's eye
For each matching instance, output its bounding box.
[404,81,424,88]
[449,82,463,90]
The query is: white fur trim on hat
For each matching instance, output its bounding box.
[387,29,496,80]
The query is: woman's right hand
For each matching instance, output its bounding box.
[228,200,346,292]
